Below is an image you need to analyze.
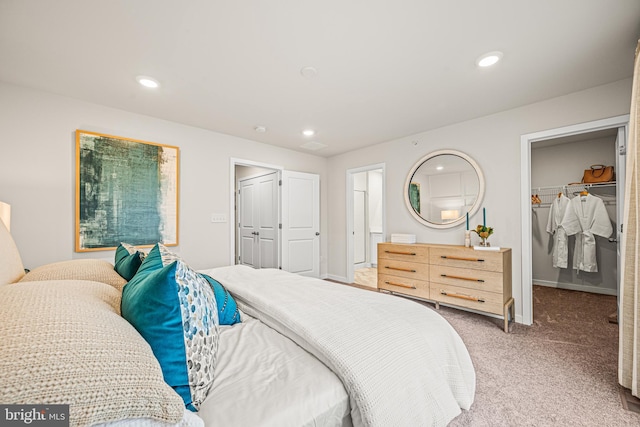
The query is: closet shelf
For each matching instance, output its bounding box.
[531,182,616,207]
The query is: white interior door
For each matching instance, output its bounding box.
[238,172,278,268]
[239,179,258,267]
[615,126,627,316]
[354,190,366,265]
[257,173,278,268]
[281,170,320,277]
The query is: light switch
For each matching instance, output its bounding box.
[211,213,227,223]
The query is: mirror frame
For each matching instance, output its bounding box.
[403,149,485,229]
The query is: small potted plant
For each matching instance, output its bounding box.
[473,224,494,246]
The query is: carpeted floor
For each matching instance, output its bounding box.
[330,279,640,425]
[436,285,640,426]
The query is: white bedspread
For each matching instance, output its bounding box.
[198,314,351,427]
[202,265,475,427]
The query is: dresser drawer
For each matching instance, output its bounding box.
[378,243,429,262]
[430,265,504,294]
[378,274,430,299]
[378,258,429,280]
[429,247,504,272]
[431,283,504,315]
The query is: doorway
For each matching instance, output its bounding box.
[346,164,386,287]
[230,158,321,277]
[520,115,629,325]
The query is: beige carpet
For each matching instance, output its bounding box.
[435,285,640,426]
[329,279,640,425]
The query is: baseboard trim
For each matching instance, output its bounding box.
[533,279,617,296]
[326,274,348,283]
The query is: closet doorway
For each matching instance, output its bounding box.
[521,115,629,326]
[346,164,386,287]
[230,159,321,277]
[237,169,279,269]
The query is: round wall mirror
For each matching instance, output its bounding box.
[404,149,485,229]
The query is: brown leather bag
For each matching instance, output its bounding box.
[582,165,615,183]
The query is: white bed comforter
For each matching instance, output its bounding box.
[203,265,475,427]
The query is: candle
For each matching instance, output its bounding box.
[466,212,469,230]
[483,207,486,227]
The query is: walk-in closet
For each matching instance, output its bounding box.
[530,129,619,321]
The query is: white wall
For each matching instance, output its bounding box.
[367,170,383,232]
[0,82,328,273]
[326,78,632,322]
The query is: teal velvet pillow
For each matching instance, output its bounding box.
[201,274,241,325]
[132,242,177,277]
[121,244,219,411]
[114,243,146,281]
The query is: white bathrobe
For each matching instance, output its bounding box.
[561,194,613,273]
[546,194,571,268]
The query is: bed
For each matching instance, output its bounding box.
[0,219,475,426]
[198,265,476,427]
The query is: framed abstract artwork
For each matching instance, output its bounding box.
[75,130,179,252]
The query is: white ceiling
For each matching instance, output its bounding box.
[1,1,639,157]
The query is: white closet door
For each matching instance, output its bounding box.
[257,173,278,268]
[615,126,626,302]
[238,172,278,269]
[281,171,320,277]
[239,178,258,268]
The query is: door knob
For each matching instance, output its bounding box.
[315,232,320,236]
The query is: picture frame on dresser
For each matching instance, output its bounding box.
[378,242,514,332]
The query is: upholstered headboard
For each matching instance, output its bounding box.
[0,219,24,285]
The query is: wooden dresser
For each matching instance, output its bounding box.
[378,243,514,332]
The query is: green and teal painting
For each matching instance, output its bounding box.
[76,131,178,251]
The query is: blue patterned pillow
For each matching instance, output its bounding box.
[114,243,146,281]
[201,274,241,325]
[121,244,219,411]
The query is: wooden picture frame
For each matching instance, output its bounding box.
[75,130,179,252]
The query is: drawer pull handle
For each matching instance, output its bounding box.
[384,281,417,289]
[385,250,417,256]
[440,274,485,283]
[385,266,417,273]
[440,291,485,303]
[440,255,484,262]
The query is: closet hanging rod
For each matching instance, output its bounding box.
[531,181,617,207]
[532,200,617,208]
[531,181,616,192]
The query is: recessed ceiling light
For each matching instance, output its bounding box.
[254,126,267,133]
[476,51,503,68]
[436,165,444,171]
[300,141,327,151]
[136,75,160,88]
[302,129,315,137]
